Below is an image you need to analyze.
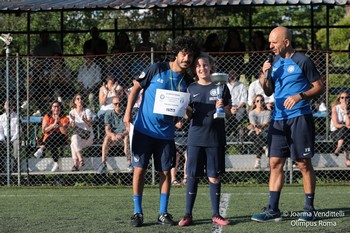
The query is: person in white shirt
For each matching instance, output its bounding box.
[226,70,247,122]
[69,94,94,171]
[226,70,248,139]
[248,72,274,111]
[0,100,20,165]
[77,51,102,112]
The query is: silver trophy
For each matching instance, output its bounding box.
[211,72,228,119]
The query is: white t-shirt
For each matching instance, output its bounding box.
[0,112,19,141]
[69,108,93,132]
[248,79,274,106]
[330,104,346,132]
[77,63,101,90]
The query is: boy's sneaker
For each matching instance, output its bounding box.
[251,206,282,222]
[131,213,143,227]
[212,214,230,226]
[298,206,316,221]
[178,215,193,227]
[51,163,59,172]
[34,148,43,158]
[97,162,107,174]
[157,213,175,225]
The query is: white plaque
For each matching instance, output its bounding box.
[153,89,190,117]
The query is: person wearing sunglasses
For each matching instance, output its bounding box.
[247,94,271,169]
[97,96,131,174]
[330,92,350,167]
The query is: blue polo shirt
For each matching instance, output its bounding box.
[271,51,321,120]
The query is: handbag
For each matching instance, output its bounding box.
[72,127,91,140]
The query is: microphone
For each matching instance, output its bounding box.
[265,54,274,80]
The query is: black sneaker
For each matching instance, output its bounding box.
[131,213,143,227]
[157,213,175,225]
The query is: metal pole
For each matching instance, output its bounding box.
[16,54,21,186]
[5,44,11,186]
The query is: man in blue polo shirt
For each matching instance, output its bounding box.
[251,26,324,222]
[124,36,199,227]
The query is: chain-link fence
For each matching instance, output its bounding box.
[0,50,349,186]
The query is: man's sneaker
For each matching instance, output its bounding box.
[34,148,43,158]
[131,213,143,227]
[212,214,230,226]
[97,162,107,174]
[51,163,59,172]
[251,206,282,222]
[254,159,261,169]
[178,215,193,227]
[157,213,175,225]
[127,164,133,173]
[298,206,316,221]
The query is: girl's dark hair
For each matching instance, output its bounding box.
[48,100,64,117]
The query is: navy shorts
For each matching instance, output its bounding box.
[132,130,176,172]
[186,146,225,178]
[268,114,315,160]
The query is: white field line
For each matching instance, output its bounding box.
[211,193,231,233]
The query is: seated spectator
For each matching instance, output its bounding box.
[69,94,94,171]
[226,70,248,138]
[171,120,188,186]
[83,27,108,56]
[247,31,269,83]
[97,96,132,174]
[222,28,246,74]
[135,29,158,52]
[330,92,350,167]
[33,101,69,172]
[33,29,62,57]
[202,33,221,53]
[248,72,274,111]
[247,95,271,169]
[111,31,133,53]
[97,75,123,117]
[77,50,102,112]
[0,100,20,170]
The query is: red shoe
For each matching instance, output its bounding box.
[212,214,229,226]
[178,215,193,227]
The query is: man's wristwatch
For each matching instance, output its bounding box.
[299,92,306,100]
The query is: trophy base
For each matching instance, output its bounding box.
[214,112,226,119]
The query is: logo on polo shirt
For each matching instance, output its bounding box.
[287,65,295,73]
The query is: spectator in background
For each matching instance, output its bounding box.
[135,29,158,52]
[171,120,187,186]
[33,101,69,172]
[69,94,94,171]
[226,70,247,138]
[222,28,245,74]
[248,72,274,111]
[202,33,221,53]
[33,30,62,57]
[248,31,269,83]
[111,31,133,53]
[50,57,75,104]
[77,50,102,112]
[330,92,350,167]
[97,96,132,174]
[0,100,20,170]
[83,27,108,57]
[247,94,271,169]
